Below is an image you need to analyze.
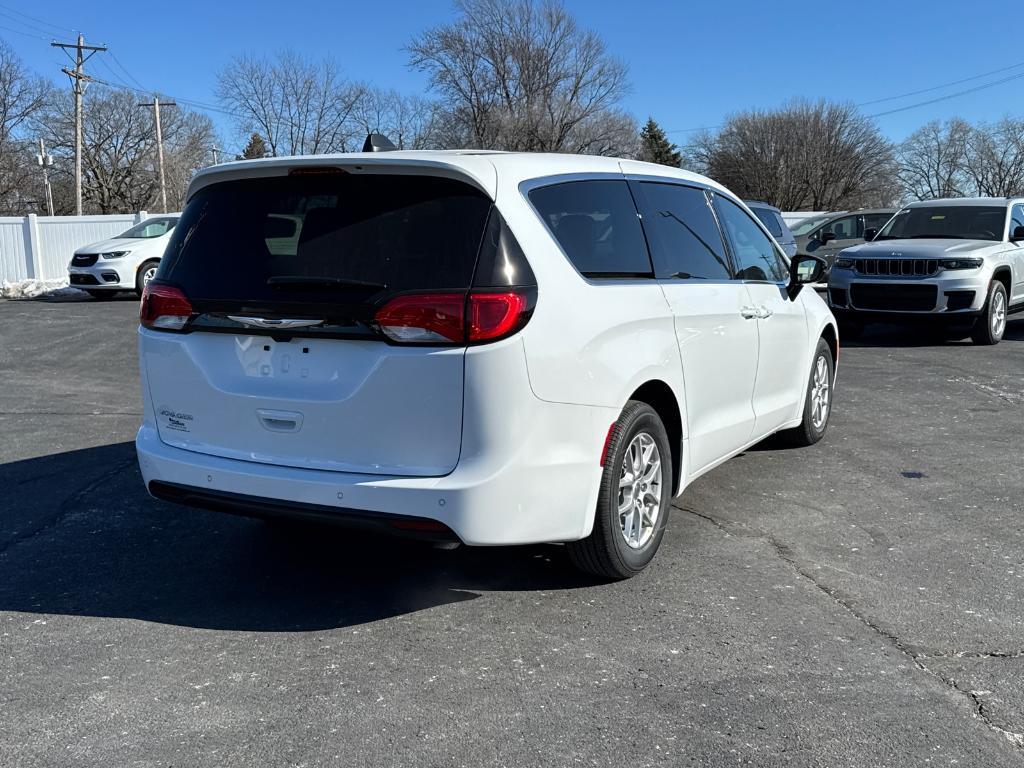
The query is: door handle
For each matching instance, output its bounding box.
[758,306,774,319]
[740,306,759,319]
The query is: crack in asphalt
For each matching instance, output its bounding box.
[0,457,136,558]
[678,504,1024,756]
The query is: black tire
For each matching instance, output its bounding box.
[780,337,834,447]
[135,259,160,297]
[970,280,1007,346]
[86,290,117,300]
[567,401,672,580]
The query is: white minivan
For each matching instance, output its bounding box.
[69,215,179,298]
[136,151,837,578]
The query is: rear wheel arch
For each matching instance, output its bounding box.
[627,380,683,496]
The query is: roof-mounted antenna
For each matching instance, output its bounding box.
[363,133,397,152]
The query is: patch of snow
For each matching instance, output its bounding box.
[0,278,89,300]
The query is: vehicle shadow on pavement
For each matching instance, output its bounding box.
[841,321,1024,348]
[0,442,597,632]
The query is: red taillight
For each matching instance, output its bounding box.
[374,293,466,343]
[140,284,193,331]
[468,291,528,342]
[374,290,531,345]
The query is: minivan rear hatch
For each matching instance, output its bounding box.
[142,169,497,477]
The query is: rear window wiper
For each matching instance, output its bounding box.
[266,275,387,291]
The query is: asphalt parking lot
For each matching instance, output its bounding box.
[1,295,1023,767]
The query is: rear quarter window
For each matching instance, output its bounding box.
[528,180,653,278]
[750,207,784,238]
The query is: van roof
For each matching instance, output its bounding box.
[187,150,729,202]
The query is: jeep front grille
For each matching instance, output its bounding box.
[854,258,938,277]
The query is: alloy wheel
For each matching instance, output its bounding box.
[618,432,662,549]
[810,354,831,431]
[992,289,1006,337]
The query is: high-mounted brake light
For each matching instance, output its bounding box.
[140,284,193,331]
[374,289,532,345]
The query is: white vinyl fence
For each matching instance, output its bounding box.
[0,212,151,283]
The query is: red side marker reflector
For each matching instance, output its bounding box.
[599,423,617,466]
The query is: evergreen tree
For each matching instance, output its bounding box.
[638,118,681,167]
[239,133,268,160]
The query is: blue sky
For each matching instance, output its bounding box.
[6,0,1024,153]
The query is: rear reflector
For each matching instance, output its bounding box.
[599,422,617,466]
[140,284,192,331]
[374,289,532,345]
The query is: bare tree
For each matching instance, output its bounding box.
[408,0,632,155]
[896,119,971,200]
[41,86,216,213]
[0,40,53,214]
[353,88,445,149]
[964,118,1024,197]
[687,100,897,210]
[216,51,365,156]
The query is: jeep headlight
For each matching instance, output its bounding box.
[940,257,983,270]
[100,251,129,259]
[834,257,854,269]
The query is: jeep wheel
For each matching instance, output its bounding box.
[971,280,1007,345]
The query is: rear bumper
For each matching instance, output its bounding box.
[136,387,613,546]
[148,480,460,542]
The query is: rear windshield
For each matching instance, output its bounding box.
[159,173,493,305]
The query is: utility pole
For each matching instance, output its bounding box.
[35,138,54,216]
[52,35,107,216]
[139,97,176,213]
[210,146,220,165]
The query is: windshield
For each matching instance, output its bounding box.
[876,206,1006,241]
[790,215,832,236]
[118,217,178,239]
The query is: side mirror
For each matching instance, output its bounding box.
[787,254,826,300]
[819,231,836,244]
[864,227,878,242]
[1012,225,1024,242]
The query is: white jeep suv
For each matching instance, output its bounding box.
[136,151,837,578]
[827,198,1024,344]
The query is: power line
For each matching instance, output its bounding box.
[0,3,71,35]
[868,69,1024,118]
[0,22,50,41]
[0,8,56,37]
[108,50,147,92]
[859,59,1024,107]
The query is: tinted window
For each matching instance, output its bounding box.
[160,174,493,306]
[1009,205,1024,237]
[120,217,178,239]
[637,183,731,280]
[750,206,784,238]
[529,180,652,277]
[713,195,788,282]
[877,206,1007,241]
[863,213,893,231]
[821,215,863,241]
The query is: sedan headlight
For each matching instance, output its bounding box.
[834,257,854,269]
[100,251,129,260]
[940,257,983,270]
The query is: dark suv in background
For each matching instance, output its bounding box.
[745,201,797,258]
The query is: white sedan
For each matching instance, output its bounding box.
[69,215,179,298]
